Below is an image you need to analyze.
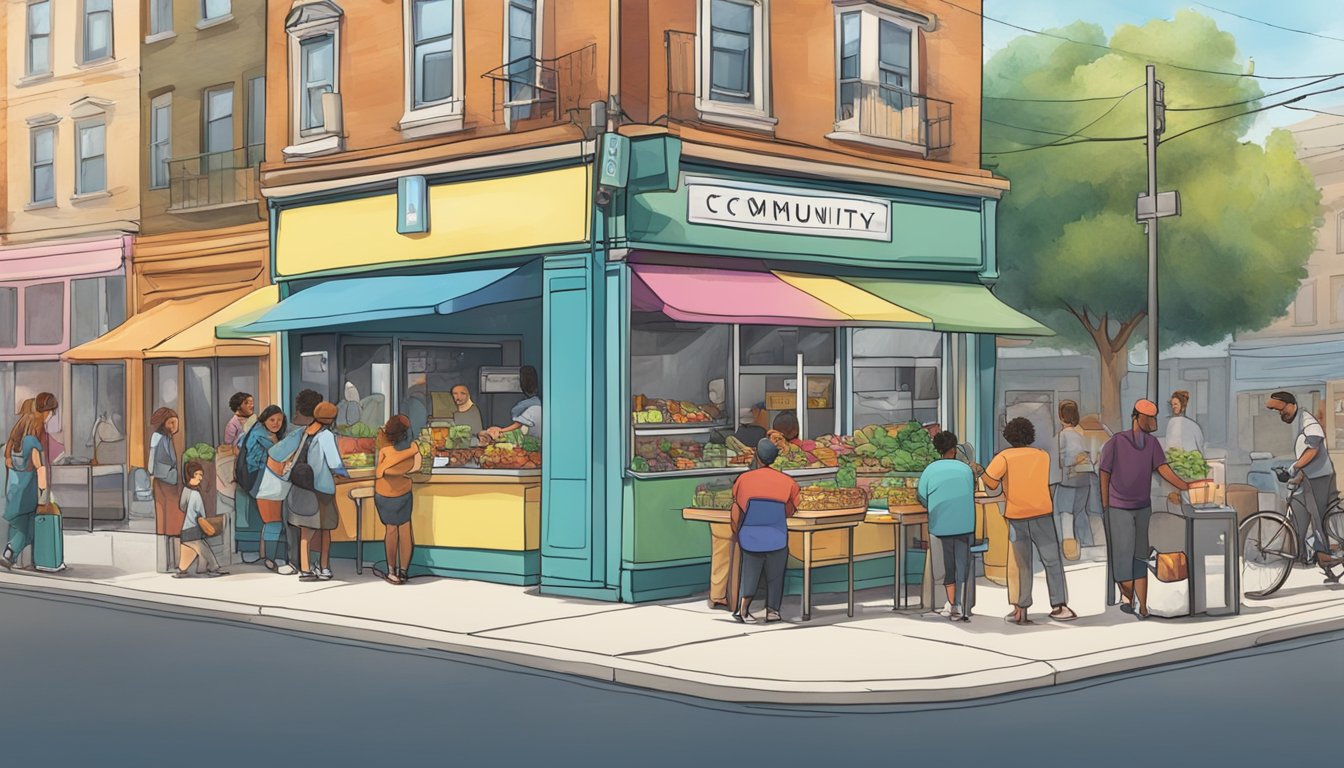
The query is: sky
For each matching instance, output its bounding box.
[982,0,1344,142]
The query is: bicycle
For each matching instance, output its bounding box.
[1238,466,1344,599]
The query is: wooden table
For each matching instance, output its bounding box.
[346,485,376,575]
[864,505,929,610]
[682,507,867,621]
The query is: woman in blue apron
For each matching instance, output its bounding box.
[2,392,57,570]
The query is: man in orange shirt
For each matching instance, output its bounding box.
[731,439,801,624]
[983,417,1076,625]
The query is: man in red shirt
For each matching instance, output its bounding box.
[731,439,801,623]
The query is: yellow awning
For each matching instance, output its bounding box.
[772,271,932,326]
[64,287,273,362]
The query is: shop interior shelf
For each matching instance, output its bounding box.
[631,424,727,436]
[626,466,838,480]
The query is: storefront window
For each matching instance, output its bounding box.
[340,341,392,433]
[184,362,215,449]
[298,334,335,401]
[739,326,834,367]
[216,358,259,438]
[402,343,503,434]
[0,362,15,438]
[630,315,731,426]
[0,288,17,348]
[70,276,126,348]
[851,328,942,430]
[739,327,837,441]
[15,361,62,441]
[71,363,126,465]
[153,362,180,415]
[24,282,64,346]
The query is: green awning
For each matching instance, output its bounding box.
[843,278,1054,336]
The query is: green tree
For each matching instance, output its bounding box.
[986,11,1321,427]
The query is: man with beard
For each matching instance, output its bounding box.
[1099,400,1196,619]
[1266,392,1343,573]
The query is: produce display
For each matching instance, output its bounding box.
[1166,448,1210,482]
[183,442,216,463]
[863,476,920,508]
[440,447,485,467]
[344,452,374,469]
[480,441,542,469]
[631,395,723,426]
[797,485,868,511]
[845,422,939,474]
[339,422,378,439]
[691,481,734,510]
[631,436,738,473]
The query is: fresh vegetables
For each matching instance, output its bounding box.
[1166,448,1210,482]
[183,442,216,463]
[481,441,541,469]
[447,424,473,448]
[344,452,374,468]
[845,422,939,474]
[632,397,720,425]
[340,422,377,439]
[798,486,868,511]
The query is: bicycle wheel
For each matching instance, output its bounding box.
[1240,512,1297,599]
[1324,508,1344,557]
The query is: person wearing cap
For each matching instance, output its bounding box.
[1266,391,1342,571]
[730,439,801,623]
[285,401,348,581]
[1100,399,1196,619]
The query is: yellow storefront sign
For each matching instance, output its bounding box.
[276,166,591,278]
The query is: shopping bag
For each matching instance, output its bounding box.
[198,515,225,538]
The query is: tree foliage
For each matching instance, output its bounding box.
[986,11,1321,354]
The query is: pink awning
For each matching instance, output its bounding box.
[631,264,851,326]
[0,235,130,282]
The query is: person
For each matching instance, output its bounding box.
[17,395,62,464]
[284,389,323,573]
[733,405,768,448]
[1165,390,1205,454]
[337,382,362,432]
[919,430,976,622]
[771,411,803,447]
[224,392,255,448]
[287,401,348,582]
[449,385,484,435]
[730,438,801,624]
[482,365,541,442]
[2,394,57,570]
[149,407,184,573]
[1099,399,1196,619]
[175,461,226,578]
[375,415,422,585]
[239,405,286,564]
[255,390,323,575]
[1266,392,1343,572]
[1055,400,1100,556]
[983,417,1076,625]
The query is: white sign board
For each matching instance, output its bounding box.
[685,177,891,242]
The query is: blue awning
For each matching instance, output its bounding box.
[235,262,540,333]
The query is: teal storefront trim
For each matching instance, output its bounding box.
[326,542,540,586]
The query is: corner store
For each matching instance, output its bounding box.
[233,134,1048,602]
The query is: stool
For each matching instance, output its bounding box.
[347,486,375,575]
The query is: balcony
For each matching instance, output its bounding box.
[831,81,952,155]
[167,145,262,213]
[481,44,601,131]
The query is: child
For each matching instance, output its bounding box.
[176,461,227,578]
[918,431,976,621]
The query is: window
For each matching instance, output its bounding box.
[341,341,392,432]
[850,328,942,430]
[300,35,335,132]
[75,119,107,195]
[149,94,172,189]
[832,4,927,146]
[82,0,114,63]
[71,363,126,465]
[216,358,258,442]
[70,276,125,347]
[202,0,231,22]
[1294,280,1317,326]
[246,76,266,164]
[696,0,771,129]
[412,0,455,108]
[184,362,216,449]
[505,0,538,117]
[204,85,234,155]
[1338,211,1344,254]
[24,282,64,346]
[149,0,172,37]
[1333,275,1344,324]
[27,1,51,76]
[0,288,17,348]
[16,362,63,441]
[30,126,55,205]
[284,1,343,156]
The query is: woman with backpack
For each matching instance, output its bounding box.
[1,393,57,570]
[236,405,286,567]
[284,402,347,582]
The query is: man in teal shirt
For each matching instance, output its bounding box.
[918,430,977,621]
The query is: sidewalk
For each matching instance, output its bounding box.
[3,530,1343,704]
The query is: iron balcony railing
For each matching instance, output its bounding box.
[665,30,952,152]
[481,44,600,130]
[838,81,952,151]
[167,145,262,212]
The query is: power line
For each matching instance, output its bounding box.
[1297,144,1344,162]
[984,93,1130,104]
[1192,2,1344,45]
[1285,105,1344,119]
[985,84,1143,154]
[1290,120,1344,135]
[1168,74,1342,112]
[1160,83,1344,143]
[940,0,1344,80]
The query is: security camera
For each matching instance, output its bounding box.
[595,186,613,207]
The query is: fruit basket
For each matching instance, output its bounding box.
[797,485,868,512]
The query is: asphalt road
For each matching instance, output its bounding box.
[0,586,1338,767]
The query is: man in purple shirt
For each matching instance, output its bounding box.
[1099,399,1195,619]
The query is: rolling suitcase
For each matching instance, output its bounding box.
[33,509,66,573]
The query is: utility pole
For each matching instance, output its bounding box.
[1137,64,1179,401]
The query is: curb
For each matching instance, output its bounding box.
[3,572,1343,705]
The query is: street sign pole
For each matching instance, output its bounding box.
[1145,64,1161,402]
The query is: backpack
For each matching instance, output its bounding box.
[234,424,259,494]
[289,432,317,491]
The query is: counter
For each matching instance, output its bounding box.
[333,469,541,585]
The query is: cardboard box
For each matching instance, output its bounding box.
[765,392,796,410]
